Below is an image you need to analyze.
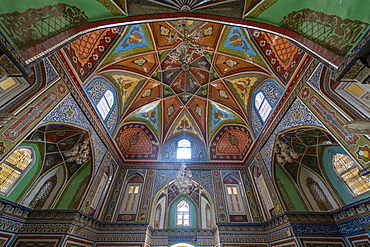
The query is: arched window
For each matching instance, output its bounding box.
[177,139,191,159]
[97,89,114,120]
[176,200,190,226]
[254,91,272,122]
[333,153,370,195]
[0,147,34,194]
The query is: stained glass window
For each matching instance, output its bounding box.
[0,147,34,193]
[177,139,191,159]
[333,153,370,195]
[176,200,190,226]
[255,92,272,122]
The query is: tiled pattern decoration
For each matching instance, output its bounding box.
[299,84,370,167]
[1,81,69,160]
[250,29,305,84]
[259,98,325,175]
[40,93,107,174]
[65,27,121,80]
[0,4,88,51]
[280,9,369,57]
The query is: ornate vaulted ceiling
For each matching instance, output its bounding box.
[64,20,306,165]
[1,0,368,166]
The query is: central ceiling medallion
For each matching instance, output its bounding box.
[150,0,229,11]
[161,20,211,103]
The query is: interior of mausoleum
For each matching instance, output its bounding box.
[0,0,370,246]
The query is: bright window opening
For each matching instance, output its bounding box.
[225,185,244,214]
[176,200,190,226]
[333,153,370,195]
[177,139,191,159]
[255,92,272,122]
[0,148,34,193]
[97,90,114,120]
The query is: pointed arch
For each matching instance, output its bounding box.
[21,164,67,209]
[168,195,197,229]
[117,173,144,222]
[298,166,340,211]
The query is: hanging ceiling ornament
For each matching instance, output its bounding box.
[149,0,226,12]
[174,162,193,194]
[274,134,299,164]
[161,19,211,101]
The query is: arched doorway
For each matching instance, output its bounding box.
[169,243,196,247]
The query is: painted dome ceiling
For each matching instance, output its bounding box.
[65,20,306,165]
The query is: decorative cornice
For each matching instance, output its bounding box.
[19,12,343,69]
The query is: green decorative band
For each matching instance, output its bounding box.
[244,0,279,18]
[96,0,126,16]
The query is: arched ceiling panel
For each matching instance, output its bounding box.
[223,73,269,114]
[209,80,246,120]
[116,123,159,160]
[100,71,146,118]
[250,30,305,84]
[186,96,208,141]
[104,52,159,77]
[207,101,245,141]
[125,100,162,141]
[102,24,155,66]
[165,109,204,144]
[125,79,162,117]
[63,20,313,164]
[217,26,266,68]
[212,53,267,77]
[210,125,252,161]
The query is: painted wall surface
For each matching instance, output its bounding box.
[0,1,121,51]
[274,164,308,211]
[55,163,91,209]
[255,0,370,25]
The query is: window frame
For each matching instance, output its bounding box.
[0,146,35,195]
[224,184,245,215]
[176,199,190,227]
[120,183,142,214]
[254,91,272,122]
[333,153,370,196]
[96,89,115,120]
[177,138,192,160]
